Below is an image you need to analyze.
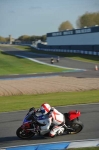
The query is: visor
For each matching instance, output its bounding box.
[41,109,45,114]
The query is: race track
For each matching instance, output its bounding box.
[0,45,99,148]
[0,103,99,148]
[0,45,99,79]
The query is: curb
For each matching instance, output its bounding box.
[15,54,86,71]
[1,139,99,150]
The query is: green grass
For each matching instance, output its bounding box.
[68,147,99,150]
[13,45,99,64]
[69,55,99,64]
[0,90,99,112]
[0,51,70,75]
[0,46,99,113]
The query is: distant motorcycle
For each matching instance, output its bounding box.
[16,108,83,139]
[56,56,60,62]
[51,58,54,64]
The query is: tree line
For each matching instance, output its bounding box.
[0,35,46,43]
[0,12,99,42]
[0,36,9,43]
[17,35,46,42]
[58,12,99,31]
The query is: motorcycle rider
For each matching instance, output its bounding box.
[37,103,66,137]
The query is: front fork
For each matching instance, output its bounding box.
[22,124,40,134]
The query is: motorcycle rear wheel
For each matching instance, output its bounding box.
[16,127,35,139]
[69,119,84,134]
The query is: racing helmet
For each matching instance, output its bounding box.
[40,103,51,115]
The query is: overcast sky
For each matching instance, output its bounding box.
[0,0,99,38]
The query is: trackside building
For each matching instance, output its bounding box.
[38,26,99,56]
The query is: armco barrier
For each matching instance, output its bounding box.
[16,44,99,56]
[36,47,99,56]
[1,139,99,150]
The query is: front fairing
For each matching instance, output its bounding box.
[20,114,33,129]
[36,113,48,125]
[22,112,49,128]
[23,114,33,124]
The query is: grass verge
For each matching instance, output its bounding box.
[68,147,99,150]
[0,51,70,75]
[0,90,99,112]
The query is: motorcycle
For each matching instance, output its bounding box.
[51,58,54,64]
[16,107,83,139]
[56,56,60,63]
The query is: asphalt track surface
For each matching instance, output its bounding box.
[0,45,99,79]
[0,104,99,148]
[0,46,99,148]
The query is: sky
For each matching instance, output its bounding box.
[0,0,99,39]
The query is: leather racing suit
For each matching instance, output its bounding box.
[36,107,65,137]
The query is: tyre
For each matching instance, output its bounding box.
[16,127,35,139]
[69,119,84,134]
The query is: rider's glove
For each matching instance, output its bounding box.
[36,109,40,112]
[28,107,36,115]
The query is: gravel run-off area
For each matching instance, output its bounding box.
[0,76,99,96]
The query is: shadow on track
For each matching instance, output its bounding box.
[0,135,50,143]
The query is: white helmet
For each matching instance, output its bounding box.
[40,103,51,115]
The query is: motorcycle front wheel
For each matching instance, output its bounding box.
[69,119,84,134]
[16,127,35,139]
